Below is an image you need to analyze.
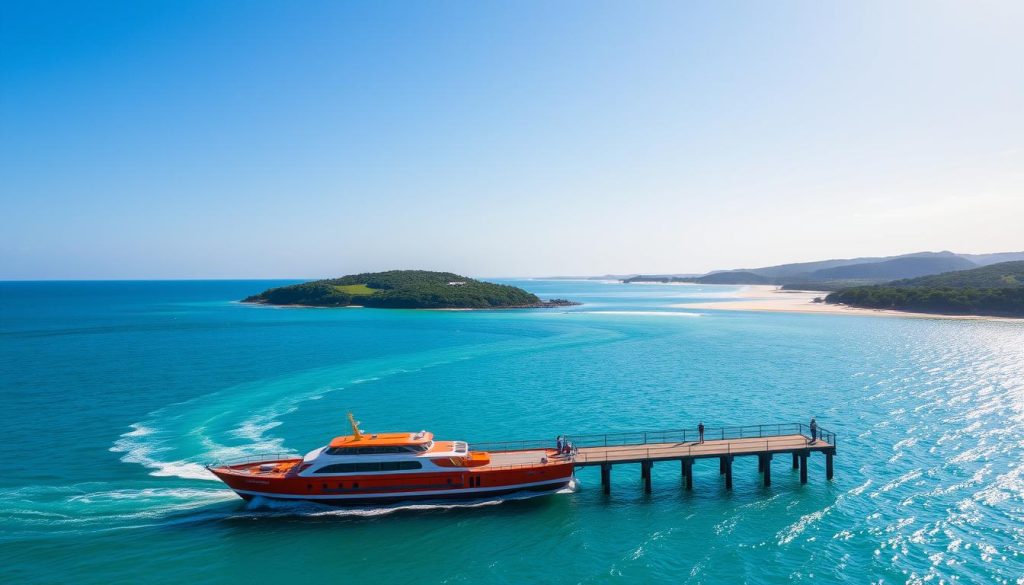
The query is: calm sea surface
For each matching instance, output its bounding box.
[1,280,1022,584]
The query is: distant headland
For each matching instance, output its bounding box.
[617,250,1024,319]
[242,270,578,309]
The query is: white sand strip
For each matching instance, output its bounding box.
[672,285,1021,322]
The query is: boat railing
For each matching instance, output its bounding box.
[480,456,575,472]
[467,439,557,453]
[208,452,301,467]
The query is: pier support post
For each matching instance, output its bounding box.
[719,457,726,475]
[792,452,799,469]
[761,454,772,487]
[641,461,652,493]
[799,453,808,485]
[682,459,693,491]
[826,452,834,481]
[723,456,733,490]
[601,463,611,494]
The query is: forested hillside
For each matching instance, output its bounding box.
[824,261,1024,317]
[244,270,574,309]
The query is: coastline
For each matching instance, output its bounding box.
[672,285,1023,322]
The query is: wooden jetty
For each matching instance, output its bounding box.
[471,423,836,494]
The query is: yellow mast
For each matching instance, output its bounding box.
[347,412,363,440]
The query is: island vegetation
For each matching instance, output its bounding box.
[824,261,1024,317]
[885,261,1024,289]
[243,270,578,309]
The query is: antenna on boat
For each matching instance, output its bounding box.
[347,412,364,440]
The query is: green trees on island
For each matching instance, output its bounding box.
[886,261,1024,289]
[243,270,568,309]
[825,287,1024,316]
[255,282,353,306]
[824,261,1024,316]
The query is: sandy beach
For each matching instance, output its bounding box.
[673,285,1021,322]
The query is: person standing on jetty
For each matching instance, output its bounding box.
[809,418,817,444]
[698,421,705,444]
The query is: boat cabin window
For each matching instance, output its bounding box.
[314,461,423,474]
[324,444,431,456]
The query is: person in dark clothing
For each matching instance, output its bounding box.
[698,421,705,444]
[556,435,563,452]
[809,418,817,444]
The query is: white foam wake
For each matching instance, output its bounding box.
[110,423,217,481]
[111,335,610,484]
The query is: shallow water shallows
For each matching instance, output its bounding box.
[1,279,1022,584]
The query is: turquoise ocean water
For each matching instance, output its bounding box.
[1,279,1022,584]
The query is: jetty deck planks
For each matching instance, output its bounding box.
[573,433,834,465]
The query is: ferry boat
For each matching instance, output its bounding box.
[207,415,575,505]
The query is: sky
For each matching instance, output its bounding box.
[2,1,1022,279]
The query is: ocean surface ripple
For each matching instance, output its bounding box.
[1,279,1022,584]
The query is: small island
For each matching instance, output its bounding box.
[243,270,579,309]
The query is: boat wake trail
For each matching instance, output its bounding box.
[110,423,217,482]
[110,331,618,484]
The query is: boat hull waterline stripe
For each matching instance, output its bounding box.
[233,477,571,501]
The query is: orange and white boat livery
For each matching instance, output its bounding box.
[207,414,574,505]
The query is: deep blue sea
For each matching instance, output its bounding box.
[1,279,1022,584]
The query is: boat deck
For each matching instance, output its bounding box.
[485,449,568,469]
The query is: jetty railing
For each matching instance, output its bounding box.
[571,435,814,464]
[469,423,834,453]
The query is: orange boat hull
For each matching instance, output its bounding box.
[208,454,574,505]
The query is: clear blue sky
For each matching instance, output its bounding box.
[2,1,1022,279]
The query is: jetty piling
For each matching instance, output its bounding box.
[760,453,772,487]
